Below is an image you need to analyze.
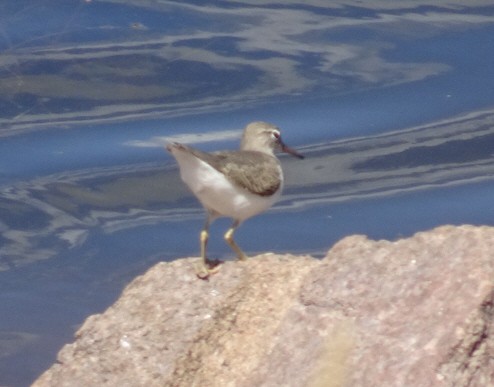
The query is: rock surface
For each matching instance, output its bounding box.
[33,225,494,387]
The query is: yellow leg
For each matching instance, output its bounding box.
[200,229,208,261]
[224,221,247,261]
[195,215,221,279]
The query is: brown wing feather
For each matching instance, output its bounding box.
[176,145,281,196]
[212,151,281,196]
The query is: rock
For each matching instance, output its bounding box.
[33,225,494,387]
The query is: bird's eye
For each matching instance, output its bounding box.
[272,130,280,140]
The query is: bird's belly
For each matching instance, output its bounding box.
[201,182,281,221]
[177,155,282,221]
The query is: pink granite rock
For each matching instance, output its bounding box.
[33,225,494,387]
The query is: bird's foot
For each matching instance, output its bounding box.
[236,252,248,261]
[195,258,222,280]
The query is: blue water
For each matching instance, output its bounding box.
[1,2,494,386]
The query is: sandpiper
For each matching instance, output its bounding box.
[166,121,304,278]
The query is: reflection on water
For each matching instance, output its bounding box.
[285,107,494,205]
[1,1,494,386]
[4,1,493,135]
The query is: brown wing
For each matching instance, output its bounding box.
[179,145,281,196]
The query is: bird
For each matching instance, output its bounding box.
[166,121,304,279]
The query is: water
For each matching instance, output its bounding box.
[1,2,494,386]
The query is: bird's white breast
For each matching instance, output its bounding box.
[171,148,283,222]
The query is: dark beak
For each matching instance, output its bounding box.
[280,140,304,159]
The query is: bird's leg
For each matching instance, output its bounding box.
[224,220,248,261]
[199,219,209,264]
[196,212,221,279]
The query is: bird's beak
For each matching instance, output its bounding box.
[280,141,304,159]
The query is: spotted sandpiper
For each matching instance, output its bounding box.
[166,121,304,278]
